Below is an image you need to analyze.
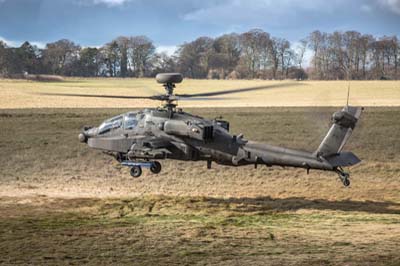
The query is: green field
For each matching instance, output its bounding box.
[1,107,400,265]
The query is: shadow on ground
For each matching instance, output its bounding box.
[2,195,399,218]
[95,195,400,217]
[204,196,400,215]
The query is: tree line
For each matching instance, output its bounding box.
[0,29,399,80]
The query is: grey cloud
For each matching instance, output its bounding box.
[378,0,400,14]
[77,0,132,7]
[182,0,347,24]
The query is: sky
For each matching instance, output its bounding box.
[0,0,400,55]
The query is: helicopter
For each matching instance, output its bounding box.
[44,73,363,187]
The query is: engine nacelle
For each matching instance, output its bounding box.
[163,120,213,142]
[215,119,230,131]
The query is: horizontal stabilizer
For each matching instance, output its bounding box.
[325,151,361,167]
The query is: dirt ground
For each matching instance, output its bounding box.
[1,107,400,265]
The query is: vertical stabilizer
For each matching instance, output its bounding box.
[315,106,362,158]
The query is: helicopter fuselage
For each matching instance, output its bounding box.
[79,107,356,176]
[49,73,362,186]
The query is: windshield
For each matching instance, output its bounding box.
[124,112,138,130]
[98,115,123,134]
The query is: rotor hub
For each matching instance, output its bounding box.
[155,73,184,111]
[156,73,183,85]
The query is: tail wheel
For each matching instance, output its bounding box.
[341,173,350,187]
[335,167,351,187]
[130,166,142,178]
[342,177,351,187]
[150,161,162,174]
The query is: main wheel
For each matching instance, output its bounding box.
[130,166,142,178]
[150,161,162,174]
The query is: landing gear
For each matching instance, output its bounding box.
[130,166,142,178]
[122,161,162,178]
[335,167,350,187]
[150,161,162,174]
[341,175,351,187]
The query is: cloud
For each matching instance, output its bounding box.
[81,0,133,7]
[0,36,46,48]
[0,36,18,47]
[156,45,178,56]
[182,0,345,23]
[30,41,46,49]
[361,4,372,13]
[378,0,400,14]
[94,0,130,6]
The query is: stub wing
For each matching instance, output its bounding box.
[128,136,173,159]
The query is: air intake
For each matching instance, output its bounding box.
[203,126,214,141]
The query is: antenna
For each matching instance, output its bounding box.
[344,65,351,108]
[346,80,351,107]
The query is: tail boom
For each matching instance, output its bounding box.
[238,106,363,171]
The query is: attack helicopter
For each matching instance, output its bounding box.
[44,73,363,186]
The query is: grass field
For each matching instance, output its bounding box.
[1,78,400,265]
[0,78,400,108]
[1,106,400,265]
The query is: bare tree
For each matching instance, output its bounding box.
[152,52,177,74]
[1,29,400,80]
[115,36,130,77]
[295,38,308,69]
[208,34,241,78]
[359,34,374,79]
[101,40,120,77]
[78,47,102,77]
[308,30,323,78]
[0,41,8,75]
[239,29,271,78]
[275,38,290,79]
[129,36,155,77]
[177,36,213,78]
[43,39,80,75]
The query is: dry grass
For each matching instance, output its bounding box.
[1,107,400,265]
[0,107,399,199]
[1,196,400,265]
[0,78,400,108]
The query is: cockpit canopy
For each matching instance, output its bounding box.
[98,115,123,135]
[98,112,139,134]
[124,112,138,130]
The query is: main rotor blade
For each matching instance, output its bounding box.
[38,92,230,101]
[174,96,230,101]
[38,92,161,100]
[176,83,301,98]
